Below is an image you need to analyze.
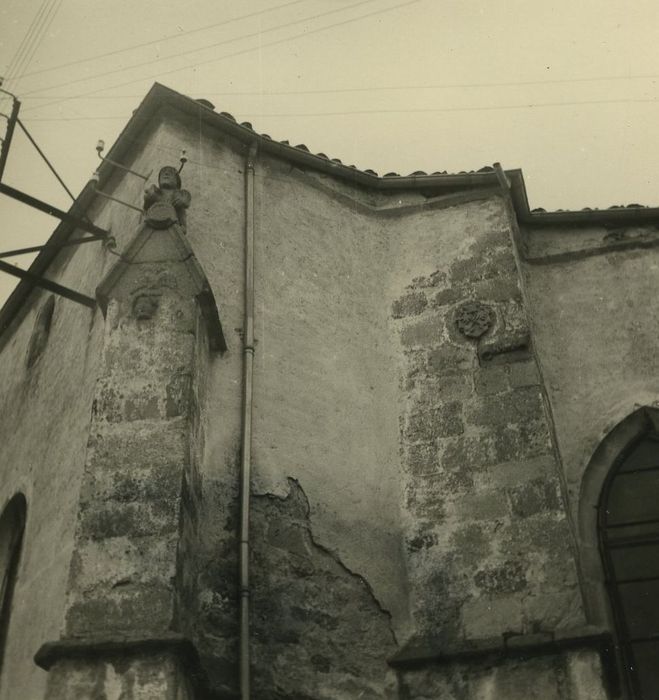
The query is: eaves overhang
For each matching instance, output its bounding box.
[2,82,659,344]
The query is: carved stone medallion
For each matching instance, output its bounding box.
[455,301,493,339]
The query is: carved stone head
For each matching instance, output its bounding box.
[158,166,181,190]
[133,294,159,320]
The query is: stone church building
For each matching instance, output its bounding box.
[0,83,657,699]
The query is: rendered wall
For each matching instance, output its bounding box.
[524,223,659,525]
[160,116,412,695]
[158,106,603,696]
[0,104,621,698]
[524,222,659,639]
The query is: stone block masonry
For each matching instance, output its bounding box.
[38,220,222,700]
[65,258,202,641]
[391,226,586,656]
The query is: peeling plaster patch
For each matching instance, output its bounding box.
[268,479,397,644]
[198,477,399,698]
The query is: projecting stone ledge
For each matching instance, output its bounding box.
[35,634,224,700]
[388,625,612,668]
[389,626,617,699]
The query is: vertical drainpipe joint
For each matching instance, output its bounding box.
[239,138,258,700]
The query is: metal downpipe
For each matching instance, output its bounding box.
[239,141,257,700]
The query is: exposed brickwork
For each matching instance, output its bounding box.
[392,229,585,653]
[195,479,398,699]
[251,480,398,698]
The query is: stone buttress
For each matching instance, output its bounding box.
[389,206,614,698]
[34,182,225,699]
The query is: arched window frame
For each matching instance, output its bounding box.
[578,407,659,699]
[0,494,26,678]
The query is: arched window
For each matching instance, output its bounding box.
[600,433,659,698]
[0,495,26,678]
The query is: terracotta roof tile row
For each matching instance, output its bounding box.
[193,96,657,215]
[531,204,651,214]
[194,98,499,181]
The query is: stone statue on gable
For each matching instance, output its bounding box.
[143,166,191,230]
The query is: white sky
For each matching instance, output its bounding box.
[1,0,658,304]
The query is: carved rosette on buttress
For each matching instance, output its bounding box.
[455,300,494,339]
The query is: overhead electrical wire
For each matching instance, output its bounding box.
[23,116,133,121]
[10,0,658,127]
[238,97,659,115]
[1,0,52,112]
[18,0,311,80]
[3,0,53,85]
[16,70,659,102]
[20,0,389,101]
[1,0,62,126]
[1,0,62,124]
[17,0,63,81]
[21,0,422,115]
[20,96,659,123]
[4,0,62,93]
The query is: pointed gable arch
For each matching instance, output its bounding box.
[96,222,226,353]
